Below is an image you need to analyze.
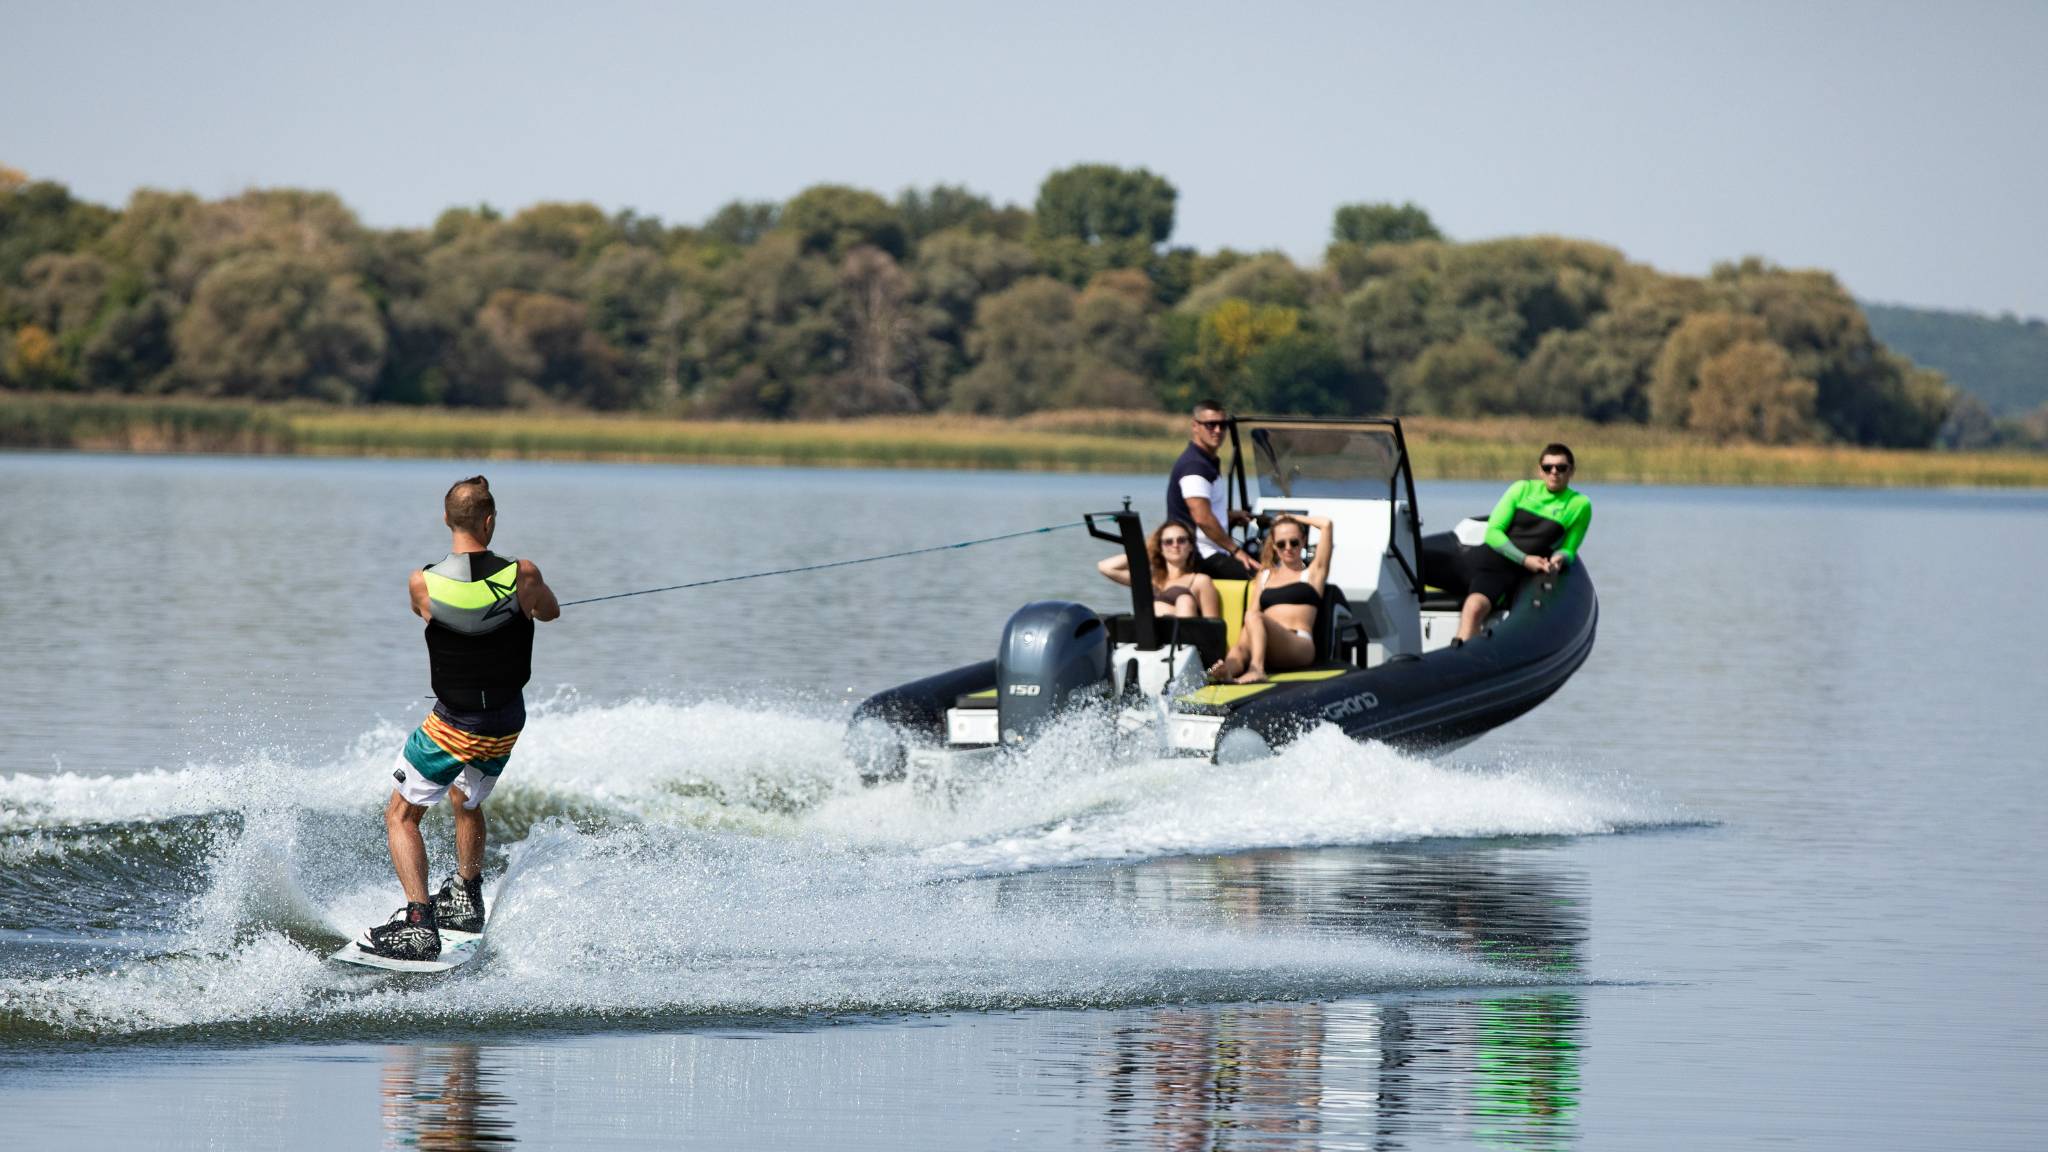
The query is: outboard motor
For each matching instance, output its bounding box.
[996,600,1109,744]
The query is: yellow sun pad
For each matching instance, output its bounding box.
[1175,667,1348,708]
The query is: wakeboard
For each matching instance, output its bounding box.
[330,926,484,973]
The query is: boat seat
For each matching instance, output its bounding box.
[1419,586,1465,614]
[1215,579,1365,666]
[1213,579,1249,651]
[1107,614,1230,669]
[1314,585,1367,665]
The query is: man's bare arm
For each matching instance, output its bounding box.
[408,570,431,621]
[1184,496,1255,568]
[517,559,561,621]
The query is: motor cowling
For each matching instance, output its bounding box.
[996,600,1109,744]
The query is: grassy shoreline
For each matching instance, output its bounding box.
[4,392,2046,488]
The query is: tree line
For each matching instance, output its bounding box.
[1863,303,2048,449]
[1,161,2027,450]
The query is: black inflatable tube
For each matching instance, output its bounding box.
[1224,535,1597,755]
[851,658,997,746]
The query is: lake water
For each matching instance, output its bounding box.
[0,453,2043,1149]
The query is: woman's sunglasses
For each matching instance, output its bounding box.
[1274,539,1305,551]
[1161,537,1191,547]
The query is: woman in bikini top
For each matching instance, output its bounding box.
[1096,519,1223,619]
[1209,514,1332,684]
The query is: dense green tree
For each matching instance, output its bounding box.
[1032,164,1176,289]
[779,185,907,260]
[1649,311,1769,427]
[896,185,1014,242]
[0,170,117,286]
[1332,201,1442,249]
[4,325,71,390]
[1246,329,1354,415]
[702,200,780,248]
[1034,164,1177,246]
[172,253,385,402]
[1063,269,1163,409]
[680,233,845,418]
[908,227,1039,405]
[92,188,205,291]
[1191,299,1303,411]
[1688,340,1818,443]
[472,288,632,408]
[950,277,1077,416]
[1178,253,1324,315]
[1398,334,1518,416]
[500,202,622,265]
[1707,259,1951,447]
[81,292,177,393]
[20,252,110,339]
[825,245,921,416]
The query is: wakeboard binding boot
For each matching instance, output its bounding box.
[361,901,441,961]
[432,874,486,933]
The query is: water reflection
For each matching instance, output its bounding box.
[380,1044,516,1151]
[1101,995,1581,1151]
[1061,845,1587,1149]
[998,842,1588,967]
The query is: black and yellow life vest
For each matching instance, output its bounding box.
[422,551,534,712]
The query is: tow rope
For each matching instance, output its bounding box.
[557,521,1087,608]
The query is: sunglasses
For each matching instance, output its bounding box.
[1161,537,1191,547]
[1274,539,1305,551]
[1541,462,1572,474]
[1195,420,1226,432]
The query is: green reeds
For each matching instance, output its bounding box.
[4,393,2045,487]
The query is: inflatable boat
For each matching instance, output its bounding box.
[848,416,1596,782]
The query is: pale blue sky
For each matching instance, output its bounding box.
[4,1,2042,316]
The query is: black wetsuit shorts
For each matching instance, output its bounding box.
[1421,535,1523,606]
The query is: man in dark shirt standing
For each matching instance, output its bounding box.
[1167,399,1258,580]
[358,475,560,962]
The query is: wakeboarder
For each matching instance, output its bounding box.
[355,475,559,962]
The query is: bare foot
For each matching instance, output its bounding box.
[1234,667,1267,684]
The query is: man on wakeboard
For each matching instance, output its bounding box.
[358,475,560,962]
[1434,443,1591,645]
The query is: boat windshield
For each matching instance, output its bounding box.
[1245,423,1405,500]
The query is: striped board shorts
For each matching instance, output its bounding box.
[392,699,524,809]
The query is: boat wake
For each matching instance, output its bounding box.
[0,695,1669,1040]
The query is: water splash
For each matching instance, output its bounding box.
[0,695,1666,1038]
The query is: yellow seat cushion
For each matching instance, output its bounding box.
[1214,579,1249,651]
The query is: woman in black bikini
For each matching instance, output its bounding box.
[1097,519,1222,620]
[1209,514,1332,684]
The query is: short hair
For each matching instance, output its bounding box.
[1540,442,1575,469]
[1192,399,1225,418]
[444,475,496,534]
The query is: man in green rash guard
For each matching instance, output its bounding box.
[1450,443,1591,644]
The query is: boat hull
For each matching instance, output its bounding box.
[1224,548,1597,754]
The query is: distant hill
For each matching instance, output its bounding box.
[1863,303,2048,416]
